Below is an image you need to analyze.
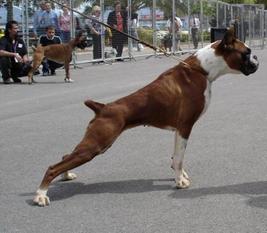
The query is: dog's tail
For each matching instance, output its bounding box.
[84,99,105,114]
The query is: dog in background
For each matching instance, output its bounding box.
[27,31,87,84]
[161,33,172,52]
[33,28,258,206]
[104,48,117,62]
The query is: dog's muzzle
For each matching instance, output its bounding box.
[241,54,259,76]
[77,40,87,50]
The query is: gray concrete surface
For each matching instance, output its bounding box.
[0,50,267,233]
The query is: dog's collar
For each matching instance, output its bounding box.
[178,58,208,77]
[166,53,208,77]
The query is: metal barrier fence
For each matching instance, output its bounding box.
[7,0,267,64]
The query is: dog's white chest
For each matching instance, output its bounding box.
[201,80,212,117]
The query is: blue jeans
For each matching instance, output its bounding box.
[60,31,71,43]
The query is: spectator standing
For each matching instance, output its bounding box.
[166,16,183,51]
[107,0,127,61]
[85,5,102,60]
[39,2,60,36]
[38,25,63,76]
[0,21,31,84]
[59,3,72,43]
[33,1,46,37]
[129,10,142,51]
[190,15,200,49]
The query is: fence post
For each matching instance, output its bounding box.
[152,0,156,55]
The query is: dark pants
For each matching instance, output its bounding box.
[191,28,199,49]
[0,57,29,81]
[112,32,126,58]
[42,59,63,73]
[92,34,102,60]
[60,31,71,43]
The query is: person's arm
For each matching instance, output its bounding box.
[0,50,23,62]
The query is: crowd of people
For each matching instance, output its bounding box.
[0,0,201,84]
[0,0,136,84]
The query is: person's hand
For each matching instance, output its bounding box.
[23,56,30,64]
[14,53,23,63]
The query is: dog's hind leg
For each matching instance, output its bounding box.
[171,130,191,189]
[28,50,44,84]
[33,116,125,206]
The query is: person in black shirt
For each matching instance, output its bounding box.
[38,25,63,76]
[0,20,31,84]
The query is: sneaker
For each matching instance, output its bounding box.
[3,78,12,84]
[12,77,22,83]
[43,71,49,76]
[33,70,40,75]
[50,70,56,76]
[64,78,74,83]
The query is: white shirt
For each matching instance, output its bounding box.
[190,17,200,28]
[166,17,183,32]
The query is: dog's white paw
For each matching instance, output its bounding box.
[61,172,77,181]
[175,174,190,189]
[33,193,50,207]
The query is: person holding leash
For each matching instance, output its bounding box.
[0,20,31,84]
[166,16,183,52]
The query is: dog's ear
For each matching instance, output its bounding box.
[219,27,236,48]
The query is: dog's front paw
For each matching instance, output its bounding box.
[33,193,50,207]
[175,174,190,189]
[61,172,77,181]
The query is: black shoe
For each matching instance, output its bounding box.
[34,70,40,75]
[3,78,12,84]
[50,70,56,76]
[42,71,49,76]
[12,77,22,83]
[116,58,124,62]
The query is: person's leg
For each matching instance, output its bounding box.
[61,31,71,43]
[96,36,102,59]
[194,29,199,49]
[92,35,102,60]
[42,59,50,75]
[191,28,198,49]
[10,62,23,83]
[48,60,63,75]
[115,34,124,59]
[112,33,119,53]
[0,57,12,83]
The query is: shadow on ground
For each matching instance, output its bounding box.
[23,179,267,209]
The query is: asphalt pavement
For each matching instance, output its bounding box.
[0,50,267,233]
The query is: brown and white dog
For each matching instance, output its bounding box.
[33,28,258,206]
[27,31,87,84]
